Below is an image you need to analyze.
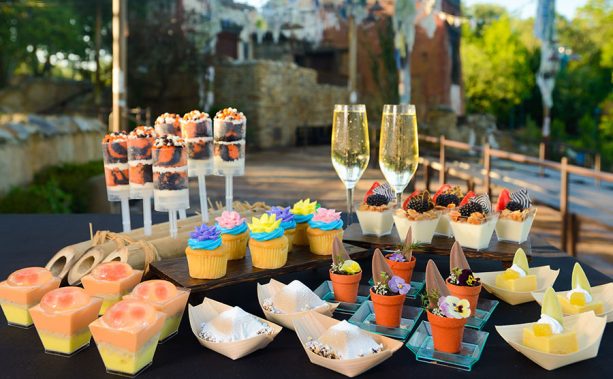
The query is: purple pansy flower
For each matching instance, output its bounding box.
[387,252,407,262]
[388,275,410,295]
[190,224,221,241]
[266,206,295,223]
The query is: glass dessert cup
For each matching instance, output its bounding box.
[81,262,143,315]
[356,208,394,237]
[449,214,499,251]
[495,208,537,244]
[393,212,440,244]
[434,208,454,237]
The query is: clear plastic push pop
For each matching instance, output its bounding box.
[102,132,131,232]
[154,113,181,136]
[181,110,213,223]
[128,126,156,236]
[152,135,189,237]
[213,107,246,211]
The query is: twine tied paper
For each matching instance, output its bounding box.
[91,230,136,248]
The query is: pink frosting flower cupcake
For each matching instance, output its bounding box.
[306,208,344,255]
[215,211,249,260]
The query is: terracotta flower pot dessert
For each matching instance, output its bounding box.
[495,248,537,292]
[356,182,395,237]
[154,112,181,136]
[557,263,604,315]
[185,224,227,279]
[329,237,362,303]
[266,206,297,252]
[432,184,464,237]
[127,126,156,199]
[522,288,578,354]
[89,299,166,376]
[0,267,60,328]
[370,249,410,328]
[290,198,319,246]
[394,190,440,244]
[215,211,249,260]
[384,226,417,283]
[248,213,288,269]
[424,260,471,354]
[124,279,190,342]
[81,261,143,315]
[446,242,481,317]
[305,320,383,360]
[495,188,537,244]
[30,287,102,356]
[307,208,344,255]
[449,192,498,250]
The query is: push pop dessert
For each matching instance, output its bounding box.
[432,184,464,237]
[181,110,213,176]
[248,213,289,269]
[0,267,60,327]
[154,112,181,136]
[394,190,440,244]
[81,262,143,315]
[184,224,227,279]
[356,182,395,237]
[307,208,344,255]
[127,126,156,198]
[89,299,166,376]
[215,211,249,260]
[213,107,246,176]
[290,199,319,246]
[449,192,498,250]
[102,131,130,201]
[30,287,102,356]
[495,248,537,292]
[495,188,537,243]
[124,280,190,342]
[557,263,604,315]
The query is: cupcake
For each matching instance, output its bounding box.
[266,206,297,252]
[356,182,395,237]
[307,208,344,255]
[495,188,536,244]
[215,211,249,260]
[248,213,289,269]
[185,224,227,279]
[449,193,498,250]
[393,190,440,244]
[290,199,319,246]
[432,184,464,237]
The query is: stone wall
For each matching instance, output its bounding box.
[0,114,105,194]
[0,77,92,113]
[215,60,349,149]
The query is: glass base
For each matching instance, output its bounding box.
[406,321,489,371]
[7,321,33,329]
[44,342,90,358]
[158,330,178,344]
[466,298,499,330]
[106,362,153,378]
[349,301,423,340]
[313,281,371,315]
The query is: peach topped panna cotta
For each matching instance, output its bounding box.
[0,267,60,327]
[30,286,102,356]
[124,279,189,342]
[89,299,166,376]
[81,262,143,315]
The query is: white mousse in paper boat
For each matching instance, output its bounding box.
[449,192,498,250]
[495,188,537,244]
[393,190,440,244]
[356,182,395,237]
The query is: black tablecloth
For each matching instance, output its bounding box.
[0,214,611,378]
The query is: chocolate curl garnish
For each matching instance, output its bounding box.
[402,226,413,261]
[372,248,394,285]
[426,259,450,306]
[332,237,350,266]
[449,241,471,271]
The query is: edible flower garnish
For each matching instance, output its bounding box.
[373,272,410,296]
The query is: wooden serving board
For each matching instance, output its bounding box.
[149,243,368,293]
[342,223,535,263]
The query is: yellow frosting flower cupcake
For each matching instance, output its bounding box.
[307,208,344,255]
[185,224,227,279]
[290,199,318,246]
[215,211,249,260]
[248,213,288,269]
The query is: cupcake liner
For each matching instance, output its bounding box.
[249,236,289,269]
[307,228,343,256]
[185,246,228,279]
[285,228,296,252]
[293,222,310,246]
[221,231,249,260]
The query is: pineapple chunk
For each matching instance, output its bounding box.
[569,292,586,306]
[495,271,537,292]
[558,294,604,315]
[533,324,552,337]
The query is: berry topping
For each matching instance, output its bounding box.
[364,181,381,201]
[459,202,484,218]
[131,280,177,303]
[366,193,389,206]
[40,287,90,313]
[7,267,52,287]
[496,189,511,212]
[505,201,524,212]
[102,300,157,329]
[406,191,434,213]
[459,191,475,206]
[432,184,452,202]
[91,262,133,281]
[509,188,531,210]
[435,193,461,207]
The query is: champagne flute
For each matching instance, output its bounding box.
[379,104,419,206]
[331,104,370,225]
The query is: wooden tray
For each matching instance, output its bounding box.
[342,223,533,263]
[149,243,368,293]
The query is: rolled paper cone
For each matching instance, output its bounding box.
[225,175,233,211]
[120,196,131,232]
[143,195,152,236]
[198,174,209,223]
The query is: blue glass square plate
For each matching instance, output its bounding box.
[368,271,425,300]
[313,280,371,315]
[348,301,423,340]
[466,298,499,330]
[406,321,489,371]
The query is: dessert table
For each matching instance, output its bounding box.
[0,214,610,378]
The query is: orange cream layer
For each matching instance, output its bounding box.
[124,280,189,317]
[0,267,60,306]
[30,287,102,335]
[81,262,143,298]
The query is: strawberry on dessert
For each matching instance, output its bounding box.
[0,267,61,328]
[89,299,166,376]
[356,182,396,237]
[495,188,537,244]
[124,280,190,343]
[393,190,440,244]
[449,193,498,250]
[30,287,102,356]
[81,262,143,316]
[432,184,464,237]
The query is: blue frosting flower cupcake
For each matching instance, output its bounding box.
[185,224,227,279]
[266,206,297,252]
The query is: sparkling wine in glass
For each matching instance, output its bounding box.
[331,104,370,225]
[379,104,419,206]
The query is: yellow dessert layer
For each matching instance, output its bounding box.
[99,297,122,316]
[37,328,91,355]
[293,222,309,246]
[285,228,296,252]
[558,295,604,315]
[1,302,32,327]
[185,246,227,279]
[249,236,288,269]
[221,232,249,260]
[96,336,159,375]
[495,274,537,292]
[159,313,182,341]
[522,327,578,354]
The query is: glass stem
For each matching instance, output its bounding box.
[396,192,403,209]
[346,187,354,226]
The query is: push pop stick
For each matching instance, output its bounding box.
[102,132,131,232]
[153,135,190,238]
[181,110,214,222]
[128,126,156,236]
[213,108,246,212]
